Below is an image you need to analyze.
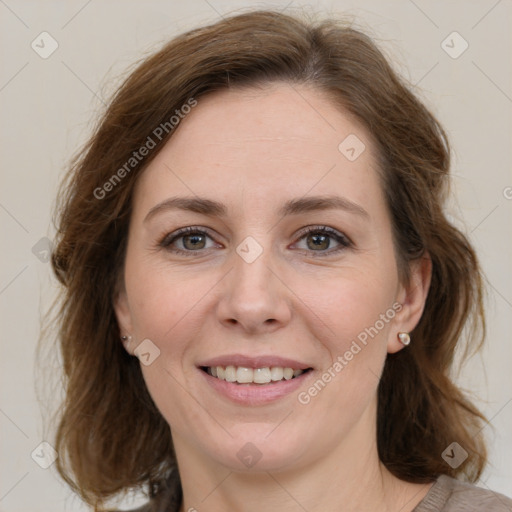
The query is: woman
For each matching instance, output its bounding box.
[47,9,512,512]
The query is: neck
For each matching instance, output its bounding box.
[172,406,432,512]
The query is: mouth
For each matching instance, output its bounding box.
[199,365,313,385]
[196,354,315,405]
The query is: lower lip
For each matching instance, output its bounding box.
[198,368,313,405]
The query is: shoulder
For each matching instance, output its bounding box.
[107,473,182,512]
[106,481,182,512]
[107,502,174,512]
[106,505,152,512]
[414,474,512,512]
[107,500,180,512]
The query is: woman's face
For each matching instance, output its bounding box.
[115,83,429,473]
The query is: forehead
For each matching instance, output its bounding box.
[134,83,383,215]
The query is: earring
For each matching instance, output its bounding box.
[121,334,132,349]
[397,332,411,346]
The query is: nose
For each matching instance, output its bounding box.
[216,246,292,335]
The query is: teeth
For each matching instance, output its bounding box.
[283,368,294,380]
[270,367,283,381]
[225,365,236,382]
[206,365,306,384]
[254,367,271,384]
[236,367,253,383]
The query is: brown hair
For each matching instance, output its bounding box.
[45,8,487,509]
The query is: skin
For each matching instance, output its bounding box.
[115,83,433,512]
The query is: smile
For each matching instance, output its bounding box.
[201,365,312,384]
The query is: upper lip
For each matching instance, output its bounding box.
[198,354,312,370]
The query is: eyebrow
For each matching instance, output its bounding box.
[144,195,369,223]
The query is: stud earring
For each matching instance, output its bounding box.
[121,334,132,349]
[397,332,411,346]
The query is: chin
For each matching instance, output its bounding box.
[201,430,309,473]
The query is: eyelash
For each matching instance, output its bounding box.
[158,225,353,257]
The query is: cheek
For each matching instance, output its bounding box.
[296,266,397,397]
[123,260,216,422]
[301,266,397,345]
[124,248,211,340]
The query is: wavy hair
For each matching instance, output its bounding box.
[44,8,487,509]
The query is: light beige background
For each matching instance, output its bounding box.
[1,1,511,510]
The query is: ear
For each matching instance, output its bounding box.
[113,285,135,355]
[388,253,432,354]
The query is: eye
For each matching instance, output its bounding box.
[158,225,352,257]
[293,226,352,255]
[159,226,220,254]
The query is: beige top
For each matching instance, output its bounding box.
[123,474,512,511]
[412,474,512,511]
